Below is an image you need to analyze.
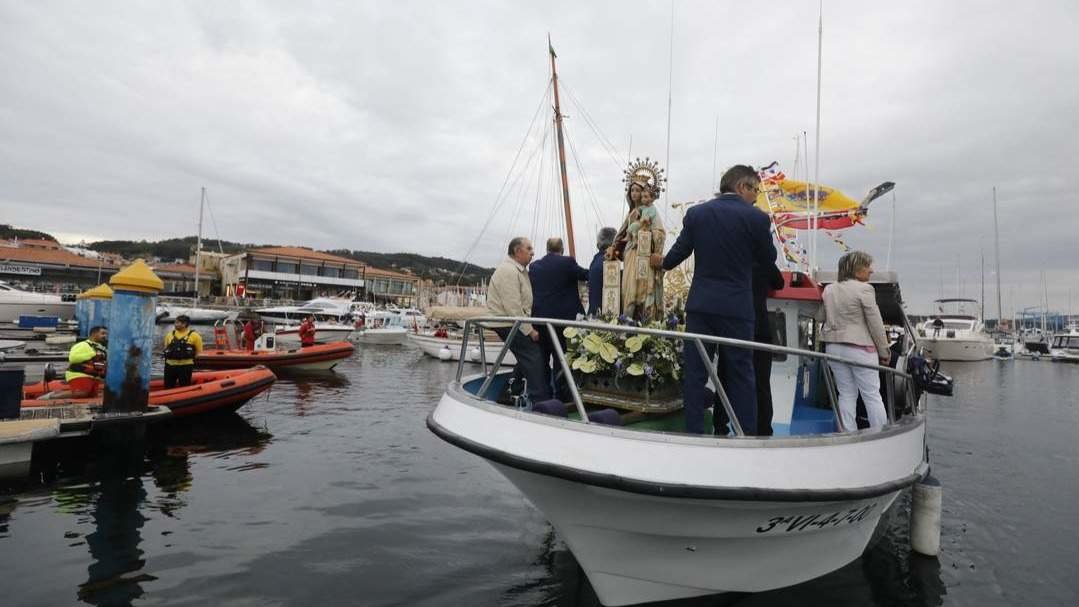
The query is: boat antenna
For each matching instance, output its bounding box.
[549,35,576,258]
[663,0,675,223]
[811,0,823,275]
[992,186,1003,328]
[885,190,896,271]
[194,186,204,307]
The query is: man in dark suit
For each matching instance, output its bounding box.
[651,165,778,435]
[587,227,618,316]
[530,237,589,398]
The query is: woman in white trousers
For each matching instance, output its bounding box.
[820,251,892,430]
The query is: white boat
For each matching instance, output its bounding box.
[256,297,361,324]
[351,311,408,345]
[392,307,427,330]
[917,299,994,361]
[0,281,75,322]
[274,322,354,348]
[1,418,60,480]
[156,304,236,324]
[429,272,933,605]
[408,332,517,365]
[1049,325,1079,363]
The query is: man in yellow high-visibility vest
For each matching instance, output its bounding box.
[65,326,108,398]
[163,315,203,388]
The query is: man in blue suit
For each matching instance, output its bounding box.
[651,165,778,435]
[587,227,617,316]
[530,237,589,399]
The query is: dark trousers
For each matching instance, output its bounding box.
[538,329,572,401]
[753,348,774,436]
[494,327,549,401]
[683,313,757,435]
[164,363,195,388]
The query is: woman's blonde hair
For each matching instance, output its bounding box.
[837,250,873,282]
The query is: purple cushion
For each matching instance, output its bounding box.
[532,399,568,417]
[588,408,623,426]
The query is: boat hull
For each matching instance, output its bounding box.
[407,333,517,365]
[0,301,74,322]
[0,419,60,479]
[429,383,927,605]
[22,367,278,417]
[196,342,355,371]
[497,464,898,604]
[921,336,994,361]
[352,328,407,345]
[274,327,355,348]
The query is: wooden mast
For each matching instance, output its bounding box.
[549,37,576,258]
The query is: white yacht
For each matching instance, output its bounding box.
[428,272,937,605]
[1049,325,1079,363]
[0,281,75,322]
[156,304,236,324]
[351,310,408,345]
[256,297,361,324]
[918,299,994,361]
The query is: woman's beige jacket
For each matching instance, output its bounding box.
[820,279,890,358]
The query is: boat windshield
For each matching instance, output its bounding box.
[1053,336,1079,349]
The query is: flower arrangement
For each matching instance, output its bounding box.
[563,310,685,388]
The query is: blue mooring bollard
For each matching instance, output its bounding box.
[82,283,113,338]
[103,260,163,413]
[74,295,90,339]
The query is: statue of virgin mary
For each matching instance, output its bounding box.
[606,158,666,323]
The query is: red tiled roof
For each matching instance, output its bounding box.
[0,246,117,269]
[17,239,62,249]
[248,247,364,267]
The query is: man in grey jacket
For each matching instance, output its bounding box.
[487,237,548,402]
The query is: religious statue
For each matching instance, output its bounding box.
[605,157,666,323]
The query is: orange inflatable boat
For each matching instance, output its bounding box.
[196,341,354,372]
[23,366,277,418]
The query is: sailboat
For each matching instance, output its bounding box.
[427,38,934,606]
[156,188,236,324]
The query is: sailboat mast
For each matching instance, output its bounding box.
[194,187,205,306]
[811,0,823,274]
[548,39,576,258]
[992,186,1003,327]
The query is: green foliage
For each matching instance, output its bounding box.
[0,224,57,241]
[563,316,685,387]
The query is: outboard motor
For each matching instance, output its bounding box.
[908,354,954,397]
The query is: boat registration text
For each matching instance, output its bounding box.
[756,503,877,534]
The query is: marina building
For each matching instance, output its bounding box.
[219,246,419,305]
[0,238,118,292]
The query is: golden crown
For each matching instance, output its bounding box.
[623,157,666,193]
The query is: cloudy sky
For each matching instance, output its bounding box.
[2,1,1077,314]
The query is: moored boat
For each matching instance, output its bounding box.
[274,322,354,347]
[351,311,408,345]
[917,299,994,361]
[0,281,75,322]
[196,341,354,371]
[408,332,517,365]
[0,418,60,480]
[24,366,277,417]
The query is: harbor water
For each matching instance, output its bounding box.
[2,345,1078,606]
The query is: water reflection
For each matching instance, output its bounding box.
[290,372,351,416]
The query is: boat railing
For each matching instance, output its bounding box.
[457,316,919,437]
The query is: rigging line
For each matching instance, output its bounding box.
[454,81,552,284]
[506,87,554,242]
[662,0,675,229]
[563,121,605,230]
[559,79,625,171]
[202,189,226,255]
[530,117,553,245]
